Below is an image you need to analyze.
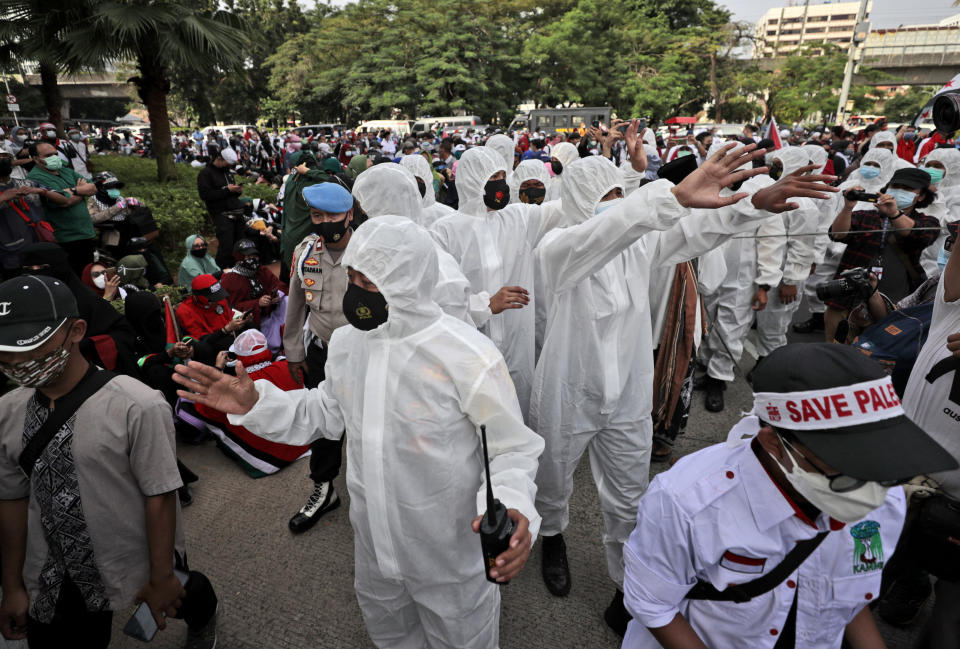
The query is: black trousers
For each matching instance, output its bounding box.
[305,341,344,484]
[59,238,97,278]
[26,570,217,648]
[211,212,247,270]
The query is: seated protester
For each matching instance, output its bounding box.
[115,254,150,293]
[620,343,958,649]
[178,234,220,289]
[126,236,173,287]
[176,273,251,343]
[826,168,940,340]
[20,243,140,378]
[0,275,220,648]
[184,329,311,478]
[220,239,286,350]
[508,159,550,205]
[80,260,122,302]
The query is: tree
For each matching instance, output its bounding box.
[882,86,937,123]
[59,1,248,181]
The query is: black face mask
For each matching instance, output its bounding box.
[311,217,350,243]
[190,247,208,258]
[729,180,744,192]
[483,178,509,211]
[519,186,546,205]
[0,158,12,178]
[342,283,388,331]
[416,177,427,198]
[769,165,783,181]
[550,160,563,176]
[239,256,260,271]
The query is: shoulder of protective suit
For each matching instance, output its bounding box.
[655,443,746,516]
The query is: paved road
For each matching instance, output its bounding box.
[2,307,931,648]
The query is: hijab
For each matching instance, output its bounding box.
[347,154,369,180]
[178,234,220,288]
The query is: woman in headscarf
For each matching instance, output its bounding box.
[81,260,122,301]
[115,253,150,292]
[346,153,370,181]
[178,234,220,288]
[20,242,141,377]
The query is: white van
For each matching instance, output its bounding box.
[412,115,482,134]
[357,120,414,136]
[200,124,257,137]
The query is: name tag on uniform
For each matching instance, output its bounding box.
[303,257,322,273]
[721,550,767,574]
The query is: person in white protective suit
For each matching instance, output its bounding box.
[871,129,914,171]
[531,135,837,636]
[545,141,582,202]
[794,147,898,336]
[399,154,455,228]
[485,133,517,173]
[351,163,474,324]
[751,146,819,375]
[431,146,567,416]
[918,147,960,276]
[172,217,544,649]
[695,141,786,413]
[508,159,551,205]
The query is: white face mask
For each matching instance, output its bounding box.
[92,274,106,289]
[595,197,623,215]
[768,445,889,524]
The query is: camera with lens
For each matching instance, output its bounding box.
[933,91,960,135]
[816,267,875,302]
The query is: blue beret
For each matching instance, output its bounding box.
[302,182,354,213]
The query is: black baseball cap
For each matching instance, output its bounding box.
[0,275,79,352]
[890,167,932,190]
[752,344,958,482]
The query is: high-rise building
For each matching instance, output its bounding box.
[754,1,873,58]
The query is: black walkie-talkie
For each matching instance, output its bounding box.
[479,424,516,584]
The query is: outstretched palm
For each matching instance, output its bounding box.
[671,142,767,209]
[172,361,259,415]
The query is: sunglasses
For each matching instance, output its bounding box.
[780,436,904,493]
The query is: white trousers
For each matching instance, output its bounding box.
[756,281,806,357]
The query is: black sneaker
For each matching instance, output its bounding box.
[604,588,631,637]
[184,603,218,649]
[792,312,825,334]
[288,481,341,534]
[877,573,933,627]
[178,485,193,508]
[541,534,571,596]
[704,376,726,412]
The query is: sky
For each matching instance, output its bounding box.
[717,0,959,29]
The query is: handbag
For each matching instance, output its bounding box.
[8,199,57,244]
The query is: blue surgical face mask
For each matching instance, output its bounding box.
[925,167,945,185]
[888,188,918,210]
[595,197,623,215]
[938,246,950,272]
[860,165,881,180]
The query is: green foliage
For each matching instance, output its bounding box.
[883,86,938,123]
[94,155,277,262]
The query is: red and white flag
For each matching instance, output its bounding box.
[766,116,782,150]
[913,72,960,125]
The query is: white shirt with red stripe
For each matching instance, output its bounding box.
[621,437,906,649]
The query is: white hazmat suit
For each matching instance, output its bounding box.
[485,133,516,173]
[399,154,455,227]
[229,216,544,649]
[508,159,551,204]
[919,147,960,275]
[532,156,777,585]
[545,141,581,202]
[352,163,474,324]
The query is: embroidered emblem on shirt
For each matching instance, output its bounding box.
[305,291,314,303]
[304,277,316,287]
[720,550,767,574]
[851,520,884,574]
[304,257,319,266]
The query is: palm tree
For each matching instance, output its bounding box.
[59,1,248,181]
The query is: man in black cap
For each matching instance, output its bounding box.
[825,167,941,341]
[0,276,220,648]
[620,343,957,649]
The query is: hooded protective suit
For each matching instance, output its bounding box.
[352,165,473,324]
[545,142,581,202]
[431,147,565,416]
[754,147,818,357]
[229,217,544,649]
[485,134,516,172]
[803,148,897,314]
[919,147,960,275]
[532,155,778,586]
[399,154,455,227]
[697,142,784,383]
[508,159,551,204]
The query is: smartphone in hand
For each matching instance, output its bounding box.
[123,601,159,642]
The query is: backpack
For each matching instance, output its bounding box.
[851,302,934,396]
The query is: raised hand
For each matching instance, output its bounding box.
[670,142,768,209]
[172,360,259,415]
[624,121,647,174]
[751,164,839,213]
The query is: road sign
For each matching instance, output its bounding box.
[5,94,18,112]
[4,94,15,104]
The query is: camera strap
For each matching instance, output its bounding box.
[18,365,116,479]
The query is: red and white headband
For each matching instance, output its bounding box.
[752,376,903,431]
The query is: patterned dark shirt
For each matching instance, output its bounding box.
[25,395,109,622]
[827,208,940,309]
